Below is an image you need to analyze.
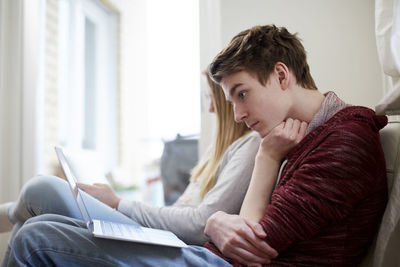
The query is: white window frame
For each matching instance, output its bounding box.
[58,0,118,174]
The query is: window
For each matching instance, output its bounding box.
[58,0,118,174]
[142,0,201,164]
[56,0,200,188]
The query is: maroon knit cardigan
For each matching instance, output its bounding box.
[205,106,388,266]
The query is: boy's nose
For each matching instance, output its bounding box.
[234,105,247,123]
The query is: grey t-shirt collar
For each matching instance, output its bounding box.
[306,91,350,134]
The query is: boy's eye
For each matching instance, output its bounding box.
[238,91,247,99]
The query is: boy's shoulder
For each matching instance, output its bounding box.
[327,106,388,132]
[287,106,388,162]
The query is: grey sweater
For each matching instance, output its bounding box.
[117,131,261,245]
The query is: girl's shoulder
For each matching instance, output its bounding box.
[226,131,261,155]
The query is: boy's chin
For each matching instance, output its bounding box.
[257,129,269,138]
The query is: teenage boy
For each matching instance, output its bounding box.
[203,24,388,266]
[2,25,388,267]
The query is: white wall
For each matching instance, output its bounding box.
[219,0,382,107]
[199,0,383,153]
[0,0,44,201]
[0,0,23,203]
[0,0,23,258]
[198,0,221,156]
[0,0,45,259]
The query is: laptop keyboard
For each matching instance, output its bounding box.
[100,221,149,241]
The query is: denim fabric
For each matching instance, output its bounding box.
[2,214,231,267]
[3,175,139,265]
[8,175,136,227]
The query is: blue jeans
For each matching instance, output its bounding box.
[3,175,139,264]
[7,175,135,228]
[2,214,231,266]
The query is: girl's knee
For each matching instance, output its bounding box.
[18,176,74,219]
[22,176,66,204]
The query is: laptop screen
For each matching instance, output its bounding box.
[55,146,92,224]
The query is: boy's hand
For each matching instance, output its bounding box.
[77,183,121,209]
[204,211,278,266]
[259,118,308,162]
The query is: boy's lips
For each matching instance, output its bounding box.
[248,121,260,130]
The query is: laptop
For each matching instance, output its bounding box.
[55,146,187,248]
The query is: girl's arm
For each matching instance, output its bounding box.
[118,132,261,245]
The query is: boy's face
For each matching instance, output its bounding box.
[221,70,290,138]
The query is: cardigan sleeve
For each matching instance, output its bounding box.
[118,132,260,245]
[258,120,387,253]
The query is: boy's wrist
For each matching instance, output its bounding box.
[256,149,281,165]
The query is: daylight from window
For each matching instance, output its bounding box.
[145,0,200,159]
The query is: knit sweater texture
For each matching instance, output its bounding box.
[205,96,388,266]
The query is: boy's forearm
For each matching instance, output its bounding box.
[240,152,280,221]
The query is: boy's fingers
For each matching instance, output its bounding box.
[284,118,294,132]
[292,119,300,132]
[245,220,278,259]
[300,121,308,134]
[251,223,266,238]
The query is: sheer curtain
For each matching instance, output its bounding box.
[375,0,400,115]
[363,0,400,266]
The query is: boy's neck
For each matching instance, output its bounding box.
[289,87,325,123]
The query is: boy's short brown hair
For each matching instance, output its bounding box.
[208,25,317,89]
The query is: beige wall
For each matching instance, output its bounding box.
[219,0,382,107]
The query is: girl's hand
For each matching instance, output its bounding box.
[77,183,121,209]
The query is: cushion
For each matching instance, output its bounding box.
[360,120,400,266]
[375,84,400,116]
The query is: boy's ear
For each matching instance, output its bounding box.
[275,62,289,90]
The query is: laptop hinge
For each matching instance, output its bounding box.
[88,221,94,232]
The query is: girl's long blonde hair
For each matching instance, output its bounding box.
[191,73,251,199]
